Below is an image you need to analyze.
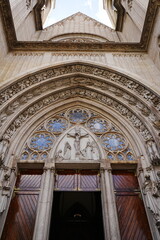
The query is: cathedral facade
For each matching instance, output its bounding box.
[0,0,160,239]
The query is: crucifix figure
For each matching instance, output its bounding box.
[67,127,88,156]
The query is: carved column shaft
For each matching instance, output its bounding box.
[101,169,111,240]
[101,168,121,240]
[33,167,55,240]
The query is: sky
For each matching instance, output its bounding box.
[43,0,113,28]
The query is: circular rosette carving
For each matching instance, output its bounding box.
[87,118,110,134]
[101,133,127,152]
[67,109,89,123]
[29,132,54,151]
[46,118,68,134]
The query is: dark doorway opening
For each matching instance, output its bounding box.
[49,191,104,240]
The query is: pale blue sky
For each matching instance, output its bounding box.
[44,0,113,28]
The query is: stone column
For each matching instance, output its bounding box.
[33,163,55,240]
[100,168,111,240]
[101,164,121,240]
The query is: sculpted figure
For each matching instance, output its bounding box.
[0,137,10,166]
[63,142,71,160]
[91,141,99,160]
[147,140,160,162]
[0,168,11,214]
[85,141,92,159]
[143,175,160,218]
[67,128,88,156]
[55,150,64,161]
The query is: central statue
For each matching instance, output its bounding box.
[67,126,88,156]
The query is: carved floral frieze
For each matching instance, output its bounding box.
[3,87,153,142]
[0,64,160,138]
[0,64,159,108]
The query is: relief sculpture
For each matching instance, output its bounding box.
[0,136,10,166]
[143,175,160,231]
[55,126,100,161]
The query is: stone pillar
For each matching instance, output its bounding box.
[33,163,55,240]
[101,164,121,240]
[100,168,111,240]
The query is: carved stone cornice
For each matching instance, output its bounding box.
[0,0,160,51]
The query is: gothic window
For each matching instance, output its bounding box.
[20,108,136,162]
[29,132,55,151]
[46,118,68,133]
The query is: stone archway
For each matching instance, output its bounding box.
[0,62,160,239]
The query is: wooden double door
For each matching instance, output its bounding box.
[2,169,153,240]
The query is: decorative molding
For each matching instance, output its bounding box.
[0,63,159,109]
[55,38,101,43]
[51,53,105,57]
[0,76,159,131]
[0,63,159,147]
[112,53,144,58]
[2,87,154,142]
[0,0,160,51]
[49,33,109,43]
[12,52,44,56]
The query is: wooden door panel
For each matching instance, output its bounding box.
[2,171,42,240]
[55,170,100,191]
[116,194,152,240]
[113,171,139,190]
[2,194,39,240]
[79,170,100,191]
[113,171,152,240]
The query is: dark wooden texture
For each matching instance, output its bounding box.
[55,170,100,191]
[1,170,42,240]
[113,171,152,240]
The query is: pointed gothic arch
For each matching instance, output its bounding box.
[0,62,160,239]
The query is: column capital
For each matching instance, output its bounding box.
[43,162,55,171]
[100,161,112,172]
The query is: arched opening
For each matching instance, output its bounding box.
[0,62,159,240]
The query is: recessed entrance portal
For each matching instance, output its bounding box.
[49,191,104,240]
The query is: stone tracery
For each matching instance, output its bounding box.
[20,108,135,162]
[0,63,159,150]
